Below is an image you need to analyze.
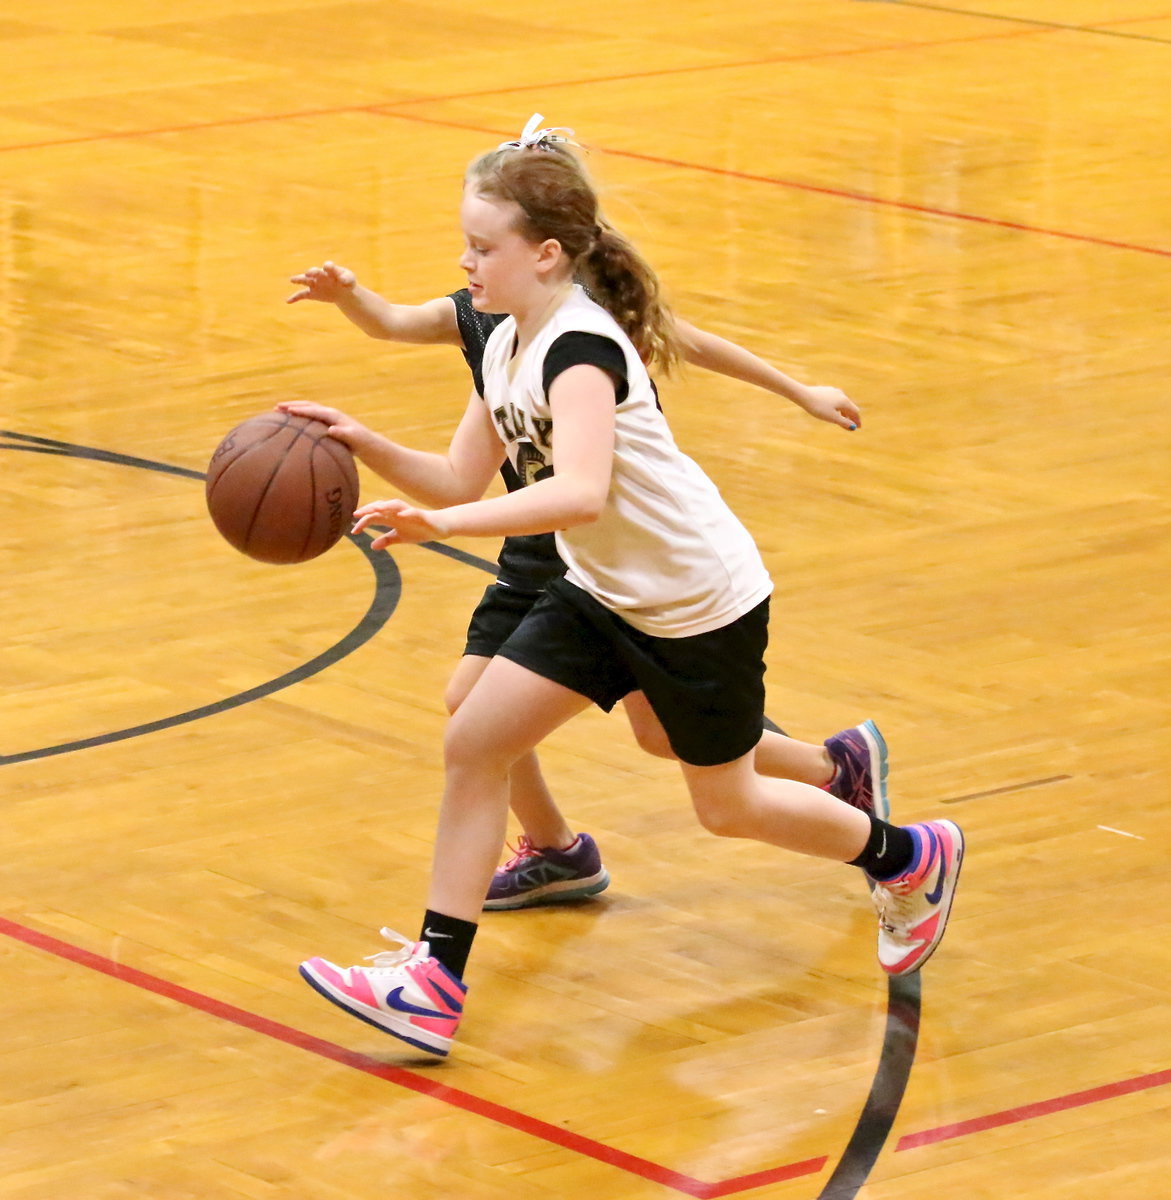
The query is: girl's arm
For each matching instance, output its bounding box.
[353,365,615,548]
[287,261,463,345]
[277,394,504,508]
[675,318,861,430]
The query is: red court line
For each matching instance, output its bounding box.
[0,22,1083,158]
[370,111,1171,260]
[0,915,825,1198]
[376,24,1048,110]
[2,29,1167,259]
[5,6,1170,159]
[7,912,1169,1184]
[896,1067,1171,1150]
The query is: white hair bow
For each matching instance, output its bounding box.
[497,113,576,151]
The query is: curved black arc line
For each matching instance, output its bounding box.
[0,431,400,765]
[0,429,206,479]
[816,972,922,1199]
[0,543,400,765]
[420,539,501,575]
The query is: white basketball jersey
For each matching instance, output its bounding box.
[480,286,771,637]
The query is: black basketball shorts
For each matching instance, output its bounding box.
[494,577,769,767]
[462,581,545,658]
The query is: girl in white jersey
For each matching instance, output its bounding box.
[298,121,964,1057]
[281,265,889,911]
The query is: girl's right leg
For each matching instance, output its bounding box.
[621,691,889,817]
[677,754,963,976]
[678,752,872,858]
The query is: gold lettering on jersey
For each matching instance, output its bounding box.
[492,403,553,453]
[515,440,552,486]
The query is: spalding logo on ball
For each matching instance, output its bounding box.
[206,413,360,564]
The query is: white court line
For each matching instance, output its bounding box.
[1097,825,1145,840]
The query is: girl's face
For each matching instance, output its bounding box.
[458,189,560,313]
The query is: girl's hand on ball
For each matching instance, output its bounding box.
[275,401,367,450]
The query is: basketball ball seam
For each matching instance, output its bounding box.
[242,417,321,556]
[205,413,294,506]
[242,416,309,555]
[297,445,319,562]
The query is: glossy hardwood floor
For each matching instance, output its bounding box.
[2,2,1169,1197]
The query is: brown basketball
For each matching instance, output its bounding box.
[205,413,360,564]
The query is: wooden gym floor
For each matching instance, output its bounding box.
[1,1,1169,1197]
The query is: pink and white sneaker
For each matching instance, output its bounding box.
[299,928,466,1056]
[872,820,965,975]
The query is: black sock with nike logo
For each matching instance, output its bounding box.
[849,815,915,881]
[419,910,478,979]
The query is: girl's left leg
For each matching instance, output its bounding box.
[427,657,594,921]
[298,657,593,1055]
[446,652,577,854]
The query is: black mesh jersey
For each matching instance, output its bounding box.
[448,288,566,589]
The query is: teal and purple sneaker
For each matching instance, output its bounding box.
[483,832,610,910]
[825,719,890,821]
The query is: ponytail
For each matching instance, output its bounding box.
[579,219,681,376]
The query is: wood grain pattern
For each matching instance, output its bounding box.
[2,2,1169,1196]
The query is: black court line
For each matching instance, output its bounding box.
[0,431,400,765]
[2,431,784,751]
[868,0,1171,47]
[0,429,206,479]
[941,774,1072,804]
[817,973,921,1200]
[420,539,501,574]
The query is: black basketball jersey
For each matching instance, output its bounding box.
[448,288,566,589]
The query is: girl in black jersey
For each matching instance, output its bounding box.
[294,119,963,1057]
[283,272,887,909]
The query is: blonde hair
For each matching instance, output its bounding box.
[466,142,681,375]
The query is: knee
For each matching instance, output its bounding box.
[695,809,743,839]
[443,715,483,773]
[444,708,516,777]
[691,795,748,839]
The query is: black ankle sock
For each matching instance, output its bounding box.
[849,815,915,880]
[419,910,478,979]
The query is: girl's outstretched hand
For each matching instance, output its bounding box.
[352,498,449,549]
[287,261,357,304]
[799,385,861,431]
[275,401,370,451]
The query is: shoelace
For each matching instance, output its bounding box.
[501,835,540,871]
[363,927,419,969]
[872,879,917,932]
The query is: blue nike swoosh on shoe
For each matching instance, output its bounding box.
[386,987,451,1019]
[925,833,948,905]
